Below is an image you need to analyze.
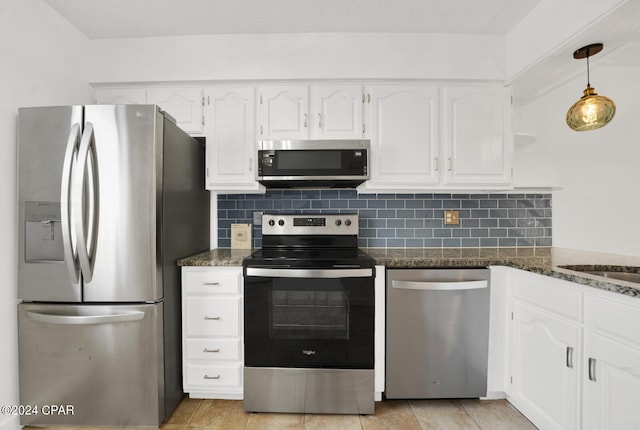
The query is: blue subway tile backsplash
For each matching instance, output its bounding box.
[217,191,552,249]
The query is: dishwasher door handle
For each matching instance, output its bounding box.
[391,279,488,291]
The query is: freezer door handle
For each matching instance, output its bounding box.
[24,310,145,325]
[74,122,99,282]
[391,279,488,291]
[60,123,81,286]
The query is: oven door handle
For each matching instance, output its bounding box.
[245,267,373,278]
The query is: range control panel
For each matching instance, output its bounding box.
[262,214,358,236]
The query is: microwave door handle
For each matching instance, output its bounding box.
[60,123,81,286]
[73,122,98,283]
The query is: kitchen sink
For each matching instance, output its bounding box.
[559,265,640,284]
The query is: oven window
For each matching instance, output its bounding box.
[271,288,349,340]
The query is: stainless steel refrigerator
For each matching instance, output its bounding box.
[17,105,210,427]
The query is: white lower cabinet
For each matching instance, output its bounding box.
[583,293,640,430]
[510,301,582,430]
[508,269,640,430]
[181,266,243,399]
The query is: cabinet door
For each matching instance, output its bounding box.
[510,301,582,430]
[204,87,261,192]
[583,333,640,430]
[95,88,146,104]
[312,85,364,139]
[583,294,640,430]
[146,87,203,134]
[257,86,310,139]
[367,85,439,189]
[441,86,512,186]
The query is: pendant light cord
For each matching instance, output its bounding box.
[586,54,591,87]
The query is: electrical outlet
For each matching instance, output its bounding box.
[253,211,263,226]
[444,210,459,225]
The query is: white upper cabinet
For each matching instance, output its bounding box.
[146,87,204,135]
[364,85,439,190]
[95,88,146,105]
[257,85,366,140]
[257,86,310,140]
[441,86,512,186]
[95,86,204,135]
[360,84,513,192]
[311,85,367,139]
[203,87,262,192]
[94,81,514,193]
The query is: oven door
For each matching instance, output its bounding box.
[244,267,374,369]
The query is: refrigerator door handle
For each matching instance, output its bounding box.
[74,122,99,283]
[24,310,145,325]
[60,123,81,286]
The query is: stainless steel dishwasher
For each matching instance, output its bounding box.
[385,268,490,399]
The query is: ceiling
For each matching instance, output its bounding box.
[44,0,539,39]
[43,0,640,103]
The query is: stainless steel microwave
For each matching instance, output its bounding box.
[257,140,370,188]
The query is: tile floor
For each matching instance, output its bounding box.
[160,397,538,430]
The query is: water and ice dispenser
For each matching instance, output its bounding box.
[24,201,64,262]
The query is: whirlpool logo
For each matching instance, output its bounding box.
[302,350,316,356]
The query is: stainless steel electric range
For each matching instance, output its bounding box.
[242,213,376,415]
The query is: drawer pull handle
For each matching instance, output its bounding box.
[566,346,574,368]
[204,374,221,380]
[203,348,220,353]
[204,316,221,320]
[203,282,220,286]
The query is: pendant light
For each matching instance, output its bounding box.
[566,43,616,131]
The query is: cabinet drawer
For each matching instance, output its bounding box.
[185,338,242,361]
[183,268,242,295]
[185,296,241,337]
[185,363,242,387]
[512,271,582,321]
[588,295,640,348]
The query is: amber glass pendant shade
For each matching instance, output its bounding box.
[566,43,616,132]
[566,85,616,131]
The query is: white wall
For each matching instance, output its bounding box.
[514,66,640,257]
[0,1,91,429]
[87,33,505,83]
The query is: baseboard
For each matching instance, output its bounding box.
[482,391,507,400]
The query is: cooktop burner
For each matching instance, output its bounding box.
[242,213,374,269]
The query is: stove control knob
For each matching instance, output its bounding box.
[278,219,285,226]
[345,219,352,227]
[335,219,342,226]
[268,219,275,227]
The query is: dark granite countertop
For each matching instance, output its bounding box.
[178,247,640,299]
[177,248,253,267]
